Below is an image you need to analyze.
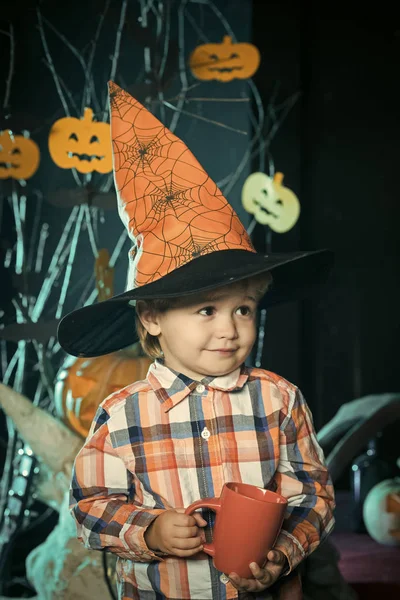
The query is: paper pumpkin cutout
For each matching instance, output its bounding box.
[95,248,114,301]
[189,36,260,82]
[242,172,300,233]
[48,108,112,174]
[0,130,40,180]
[54,352,152,438]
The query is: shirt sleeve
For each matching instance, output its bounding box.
[69,404,164,562]
[273,386,335,573]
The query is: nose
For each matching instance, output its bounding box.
[215,315,238,339]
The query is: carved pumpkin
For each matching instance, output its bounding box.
[189,36,260,82]
[54,350,153,438]
[241,172,300,233]
[0,130,40,180]
[48,108,112,174]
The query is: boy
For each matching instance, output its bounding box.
[59,82,335,600]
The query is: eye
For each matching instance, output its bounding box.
[275,198,283,205]
[209,54,219,60]
[261,188,268,196]
[230,53,239,59]
[199,306,215,316]
[90,135,99,143]
[69,133,78,141]
[10,147,21,155]
[236,305,252,316]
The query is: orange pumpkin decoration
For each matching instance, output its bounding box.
[48,107,112,174]
[54,351,152,438]
[0,130,40,180]
[242,172,300,233]
[189,36,260,82]
[95,248,114,301]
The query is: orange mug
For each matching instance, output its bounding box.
[185,482,287,579]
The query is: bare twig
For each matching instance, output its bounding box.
[102,0,128,121]
[139,0,154,108]
[169,0,189,132]
[168,95,249,103]
[158,0,171,81]
[55,205,85,319]
[163,100,248,134]
[26,191,43,273]
[37,7,71,116]
[184,8,209,43]
[11,183,24,275]
[83,204,99,257]
[31,206,79,322]
[84,0,111,113]
[2,24,15,111]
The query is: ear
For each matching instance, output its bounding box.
[136,301,162,337]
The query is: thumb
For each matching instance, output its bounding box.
[267,549,286,564]
[192,512,208,527]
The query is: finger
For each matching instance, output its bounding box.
[228,573,259,593]
[249,562,274,585]
[174,513,198,527]
[173,525,200,539]
[249,562,265,579]
[172,535,203,550]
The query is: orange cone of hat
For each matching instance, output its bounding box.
[109,81,255,290]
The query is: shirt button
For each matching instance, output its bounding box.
[196,384,205,393]
[201,427,210,440]
[220,574,229,584]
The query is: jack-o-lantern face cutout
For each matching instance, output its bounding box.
[242,172,300,233]
[189,36,260,82]
[48,107,112,174]
[0,130,40,180]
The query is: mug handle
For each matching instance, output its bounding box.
[185,497,221,557]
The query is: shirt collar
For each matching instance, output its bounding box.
[147,360,249,412]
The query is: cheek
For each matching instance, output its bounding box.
[247,321,257,344]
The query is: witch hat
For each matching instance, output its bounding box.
[58,82,332,357]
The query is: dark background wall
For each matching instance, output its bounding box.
[252,0,400,430]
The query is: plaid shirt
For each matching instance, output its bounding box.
[70,360,335,600]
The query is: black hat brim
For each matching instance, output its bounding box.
[57,249,333,357]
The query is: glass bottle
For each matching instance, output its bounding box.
[350,433,393,533]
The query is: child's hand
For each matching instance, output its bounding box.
[228,549,288,593]
[144,508,207,557]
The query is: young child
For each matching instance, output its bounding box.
[59,82,335,600]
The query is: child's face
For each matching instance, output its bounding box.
[142,284,258,381]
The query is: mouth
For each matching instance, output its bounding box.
[0,162,19,169]
[208,66,242,73]
[253,199,278,218]
[208,348,238,354]
[68,152,104,162]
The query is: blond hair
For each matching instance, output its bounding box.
[135,272,272,359]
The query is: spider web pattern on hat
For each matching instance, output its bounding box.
[109,81,255,289]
